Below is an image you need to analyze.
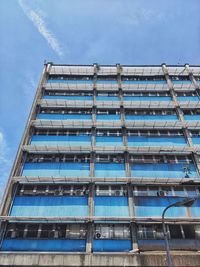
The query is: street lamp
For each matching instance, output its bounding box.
[162,197,197,267]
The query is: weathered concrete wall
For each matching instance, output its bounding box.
[0,252,200,266]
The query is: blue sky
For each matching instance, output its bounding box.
[0,0,200,198]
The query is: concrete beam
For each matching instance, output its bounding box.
[0,252,199,266]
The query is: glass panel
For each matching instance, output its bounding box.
[10,196,88,217]
[177,96,199,102]
[30,135,91,146]
[96,136,123,146]
[122,80,166,84]
[37,114,92,120]
[47,79,92,84]
[95,163,126,178]
[96,96,119,101]
[135,197,187,217]
[131,163,198,179]
[128,136,186,147]
[126,115,178,121]
[1,239,86,251]
[124,96,171,101]
[93,240,131,252]
[22,163,90,177]
[96,114,121,121]
[43,95,93,101]
[94,196,129,217]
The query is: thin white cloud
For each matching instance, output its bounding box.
[123,8,164,26]
[18,0,64,58]
[0,132,8,164]
[0,131,12,200]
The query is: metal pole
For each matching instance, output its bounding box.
[162,204,174,267]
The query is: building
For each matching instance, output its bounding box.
[0,63,200,266]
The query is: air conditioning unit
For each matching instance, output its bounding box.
[96,232,101,239]
[48,230,55,238]
[76,190,82,196]
[115,190,121,196]
[54,189,63,196]
[157,191,165,197]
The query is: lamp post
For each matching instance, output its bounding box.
[162,197,196,267]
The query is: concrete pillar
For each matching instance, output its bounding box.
[192,154,200,178]
[125,152,131,178]
[91,126,96,149]
[185,64,200,91]
[90,152,95,178]
[116,63,122,93]
[127,183,139,251]
[162,64,194,147]
[86,183,95,253]
[0,221,7,248]
[161,64,178,104]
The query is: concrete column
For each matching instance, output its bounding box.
[90,152,95,178]
[125,152,131,178]
[92,106,96,131]
[120,105,126,128]
[184,64,200,176]
[86,183,95,253]
[162,64,194,147]
[119,88,123,107]
[0,222,7,248]
[183,127,193,147]
[86,222,94,253]
[122,126,128,147]
[93,63,100,75]
[127,183,138,251]
[192,153,200,178]
[91,126,96,149]
[185,64,200,92]
[88,183,95,217]
[162,63,178,104]
[117,63,122,99]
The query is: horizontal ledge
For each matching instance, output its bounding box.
[1,216,200,224]
[32,120,184,128]
[12,176,200,184]
[39,99,175,109]
[22,145,195,154]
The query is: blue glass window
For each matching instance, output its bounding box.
[128,136,186,147]
[192,137,200,145]
[95,163,126,178]
[135,196,187,217]
[22,163,90,177]
[47,79,92,84]
[1,239,86,252]
[96,80,117,84]
[37,114,92,120]
[122,80,166,84]
[126,115,178,121]
[177,96,199,102]
[10,196,88,217]
[131,163,198,179]
[93,239,131,252]
[96,96,119,101]
[43,95,93,101]
[30,135,91,146]
[190,198,200,217]
[96,136,123,146]
[94,196,129,217]
[124,96,171,101]
[184,115,200,121]
[96,114,121,121]
[172,80,191,84]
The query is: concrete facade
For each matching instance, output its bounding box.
[1,63,200,266]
